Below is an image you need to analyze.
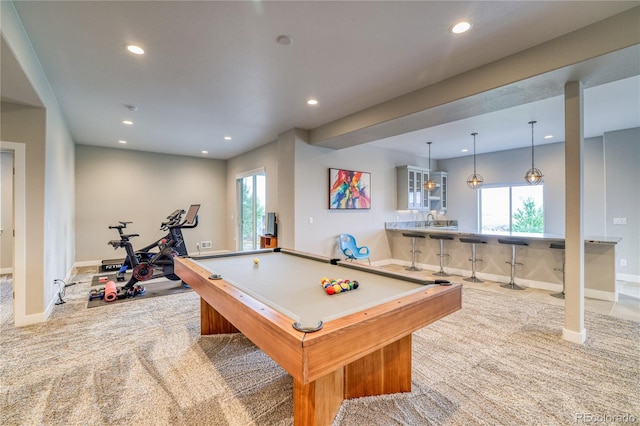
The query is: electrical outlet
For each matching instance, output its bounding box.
[201,241,212,249]
[620,259,627,267]
[613,217,627,225]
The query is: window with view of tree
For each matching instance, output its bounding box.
[479,185,544,233]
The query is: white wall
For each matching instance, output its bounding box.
[75,145,227,262]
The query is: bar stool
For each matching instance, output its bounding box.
[429,234,454,277]
[402,232,425,271]
[498,238,528,290]
[550,242,566,299]
[459,237,487,283]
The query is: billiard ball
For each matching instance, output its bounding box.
[253,258,259,265]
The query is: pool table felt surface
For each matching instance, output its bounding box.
[190,250,441,326]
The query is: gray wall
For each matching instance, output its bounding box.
[2,1,76,323]
[440,137,605,236]
[603,128,640,277]
[75,145,227,262]
[225,140,279,251]
[223,125,637,279]
[291,134,431,261]
[440,130,639,277]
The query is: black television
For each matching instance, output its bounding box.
[266,212,277,237]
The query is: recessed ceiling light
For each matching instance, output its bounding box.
[461,148,469,153]
[307,99,318,106]
[122,120,133,125]
[118,140,127,144]
[276,35,293,46]
[224,136,232,141]
[451,21,472,34]
[544,135,553,139]
[201,150,208,154]
[125,44,145,55]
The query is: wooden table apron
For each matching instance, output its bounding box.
[174,253,461,425]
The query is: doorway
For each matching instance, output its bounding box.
[0,141,26,326]
[1,151,13,274]
[236,169,266,251]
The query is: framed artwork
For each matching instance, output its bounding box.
[329,168,371,210]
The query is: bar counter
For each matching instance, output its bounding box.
[385,221,621,300]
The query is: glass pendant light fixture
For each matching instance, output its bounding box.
[466,132,484,189]
[424,142,436,191]
[524,120,543,185]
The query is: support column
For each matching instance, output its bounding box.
[563,81,586,344]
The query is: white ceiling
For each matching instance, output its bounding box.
[5,1,640,160]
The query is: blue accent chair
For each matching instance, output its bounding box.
[339,234,371,265]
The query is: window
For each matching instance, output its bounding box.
[479,184,544,233]
[236,169,266,251]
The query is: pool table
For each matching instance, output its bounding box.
[174,248,461,426]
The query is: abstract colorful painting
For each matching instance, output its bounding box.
[329,168,371,210]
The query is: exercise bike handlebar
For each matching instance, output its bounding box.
[160,209,186,230]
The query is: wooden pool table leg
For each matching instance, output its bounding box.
[292,335,412,425]
[344,334,412,398]
[293,367,344,426]
[200,297,238,335]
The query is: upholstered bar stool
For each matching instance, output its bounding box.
[429,234,454,277]
[550,242,566,299]
[498,238,529,290]
[402,232,425,271]
[459,237,487,283]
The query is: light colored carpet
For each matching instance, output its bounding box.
[1,273,638,425]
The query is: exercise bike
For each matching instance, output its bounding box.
[107,204,200,295]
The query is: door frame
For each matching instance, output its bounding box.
[235,167,266,251]
[0,141,26,326]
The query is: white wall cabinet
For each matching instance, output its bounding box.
[397,166,427,210]
[428,171,448,212]
[397,167,447,211]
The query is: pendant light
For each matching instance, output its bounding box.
[524,120,543,185]
[466,132,484,189]
[424,142,436,191]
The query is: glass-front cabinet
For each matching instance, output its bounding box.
[397,167,447,211]
[428,171,448,212]
[397,166,429,210]
[397,166,422,210]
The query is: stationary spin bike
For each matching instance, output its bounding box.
[107,204,200,295]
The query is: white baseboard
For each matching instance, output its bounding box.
[563,327,587,344]
[585,288,617,302]
[14,305,49,327]
[191,250,231,257]
[617,273,640,284]
[0,267,13,275]
[73,260,101,268]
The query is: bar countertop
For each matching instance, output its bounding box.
[385,221,621,245]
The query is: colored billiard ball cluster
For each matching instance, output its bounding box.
[321,277,359,295]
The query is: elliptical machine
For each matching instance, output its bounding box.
[107,204,200,295]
